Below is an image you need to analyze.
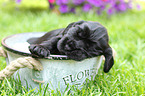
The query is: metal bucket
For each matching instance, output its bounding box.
[1,32,103,92]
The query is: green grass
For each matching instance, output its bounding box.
[0,0,145,95]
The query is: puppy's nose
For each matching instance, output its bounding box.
[64,44,71,51]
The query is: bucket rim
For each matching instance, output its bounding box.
[1,32,68,60]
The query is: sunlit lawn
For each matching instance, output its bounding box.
[0,0,145,95]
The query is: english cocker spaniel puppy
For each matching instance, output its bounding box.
[28,20,114,73]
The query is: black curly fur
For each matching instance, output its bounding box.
[28,20,114,73]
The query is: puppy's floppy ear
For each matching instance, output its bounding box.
[103,47,114,73]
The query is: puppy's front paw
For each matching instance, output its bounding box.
[29,44,50,58]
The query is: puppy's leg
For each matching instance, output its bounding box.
[29,44,50,58]
[29,36,61,58]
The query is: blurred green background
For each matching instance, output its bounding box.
[0,0,145,95]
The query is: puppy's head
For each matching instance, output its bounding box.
[57,21,94,61]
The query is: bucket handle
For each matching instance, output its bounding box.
[0,47,43,83]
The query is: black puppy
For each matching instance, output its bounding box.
[28,20,114,73]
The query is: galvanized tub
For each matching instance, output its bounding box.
[1,32,103,92]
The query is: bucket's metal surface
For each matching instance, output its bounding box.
[2,32,103,92]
